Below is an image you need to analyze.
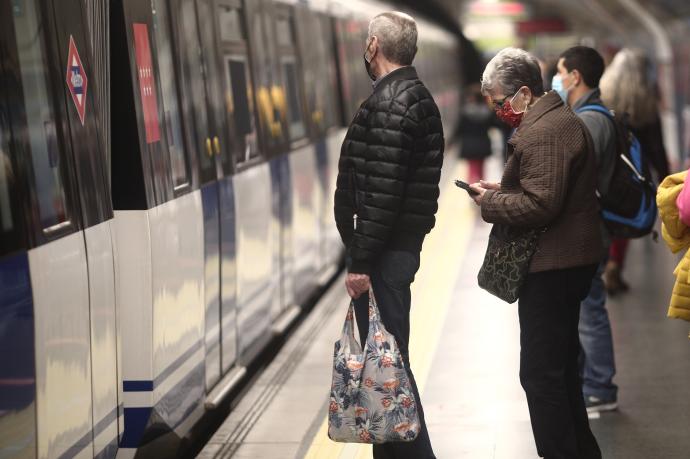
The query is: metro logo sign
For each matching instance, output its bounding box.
[65,35,87,126]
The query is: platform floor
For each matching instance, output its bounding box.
[198,157,690,459]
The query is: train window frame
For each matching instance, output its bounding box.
[216,0,262,170]
[172,0,218,186]
[151,0,194,196]
[1,0,81,245]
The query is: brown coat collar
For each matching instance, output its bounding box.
[509,91,564,145]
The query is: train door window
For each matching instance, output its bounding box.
[152,0,190,190]
[217,1,258,164]
[247,4,285,153]
[281,57,305,140]
[13,0,73,232]
[274,10,306,143]
[0,110,21,256]
[298,13,341,136]
[224,56,257,163]
[178,0,215,183]
[219,6,243,42]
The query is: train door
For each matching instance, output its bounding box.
[0,0,118,458]
[171,0,239,390]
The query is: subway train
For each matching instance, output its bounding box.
[0,0,461,457]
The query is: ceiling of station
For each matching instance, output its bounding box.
[430,0,690,40]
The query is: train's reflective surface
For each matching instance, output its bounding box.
[0,0,461,457]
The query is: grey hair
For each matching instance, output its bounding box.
[368,12,418,66]
[599,48,657,128]
[481,47,544,96]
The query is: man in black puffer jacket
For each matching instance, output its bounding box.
[334,11,443,458]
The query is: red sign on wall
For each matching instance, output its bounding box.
[133,23,160,144]
[65,36,87,126]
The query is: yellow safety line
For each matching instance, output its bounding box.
[304,161,475,459]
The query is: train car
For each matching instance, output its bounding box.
[0,0,462,457]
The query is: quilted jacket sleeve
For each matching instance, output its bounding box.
[348,95,418,274]
[481,129,571,228]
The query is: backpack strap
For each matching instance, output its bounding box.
[575,104,613,118]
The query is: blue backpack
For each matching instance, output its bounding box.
[576,104,657,239]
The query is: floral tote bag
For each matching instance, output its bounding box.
[327,289,420,444]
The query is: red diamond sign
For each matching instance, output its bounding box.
[65,35,87,126]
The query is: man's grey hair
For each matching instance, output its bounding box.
[481,47,544,96]
[368,12,418,66]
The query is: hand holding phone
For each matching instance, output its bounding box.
[455,179,480,197]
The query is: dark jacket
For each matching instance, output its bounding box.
[481,91,603,272]
[334,66,444,274]
[453,102,495,160]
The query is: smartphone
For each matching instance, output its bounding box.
[455,179,480,196]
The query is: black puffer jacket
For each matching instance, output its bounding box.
[334,66,444,274]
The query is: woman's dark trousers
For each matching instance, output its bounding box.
[518,265,602,459]
[352,250,436,459]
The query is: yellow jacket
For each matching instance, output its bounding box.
[657,171,690,338]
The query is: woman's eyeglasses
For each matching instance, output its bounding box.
[489,94,510,109]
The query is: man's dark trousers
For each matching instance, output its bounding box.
[519,265,602,459]
[352,250,436,459]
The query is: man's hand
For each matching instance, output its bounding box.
[345,273,371,299]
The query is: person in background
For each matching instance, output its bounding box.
[599,48,670,294]
[553,45,619,413]
[657,170,690,339]
[472,47,603,459]
[452,84,495,183]
[334,11,443,458]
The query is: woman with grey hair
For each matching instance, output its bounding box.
[599,48,669,294]
[469,47,603,459]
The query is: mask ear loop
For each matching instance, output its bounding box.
[364,37,375,63]
[509,87,529,114]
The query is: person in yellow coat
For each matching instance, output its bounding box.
[656,170,690,339]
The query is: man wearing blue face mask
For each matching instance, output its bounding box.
[554,46,619,414]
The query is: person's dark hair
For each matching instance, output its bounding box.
[559,46,605,88]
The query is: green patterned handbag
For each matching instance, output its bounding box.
[477,224,544,304]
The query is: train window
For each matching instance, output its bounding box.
[14,0,72,231]
[179,0,214,181]
[281,57,305,140]
[224,56,257,163]
[250,11,284,148]
[152,0,190,189]
[0,129,13,234]
[219,6,244,43]
[276,18,292,47]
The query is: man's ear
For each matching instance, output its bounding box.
[571,69,583,87]
[370,36,379,56]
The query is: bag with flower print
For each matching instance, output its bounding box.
[327,288,420,444]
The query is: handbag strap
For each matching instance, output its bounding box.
[340,302,361,355]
